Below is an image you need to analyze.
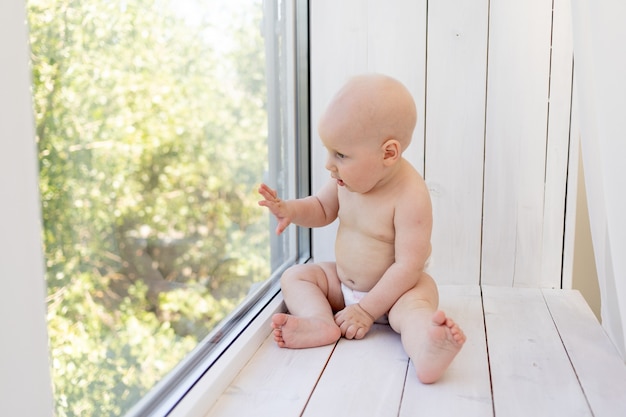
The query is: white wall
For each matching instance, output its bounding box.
[571,0,626,357]
[310,0,575,289]
[0,2,54,415]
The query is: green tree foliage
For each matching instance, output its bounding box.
[27,0,270,415]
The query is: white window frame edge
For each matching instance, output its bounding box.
[1,2,54,417]
[126,0,310,415]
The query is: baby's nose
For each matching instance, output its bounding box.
[325,156,334,172]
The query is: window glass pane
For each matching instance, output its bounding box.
[27,0,299,415]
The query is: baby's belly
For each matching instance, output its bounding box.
[335,231,394,292]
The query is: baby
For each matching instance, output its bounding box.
[258,74,465,383]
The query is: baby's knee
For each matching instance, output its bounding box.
[280,263,335,292]
[280,264,320,286]
[280,265,303,285]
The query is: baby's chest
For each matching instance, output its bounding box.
[337,196,395,241]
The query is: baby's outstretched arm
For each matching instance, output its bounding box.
[258,180,340,235]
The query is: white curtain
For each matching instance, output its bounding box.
[571,0,626,359]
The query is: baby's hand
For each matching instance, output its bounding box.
[334,304,375,340]
[257,183,292,235]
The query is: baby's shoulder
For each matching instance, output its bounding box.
[394,163,431,210]
[398,161,428,193]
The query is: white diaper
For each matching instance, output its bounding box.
[339,256,432,325]
[425,255,433,273]
[341,283,367,307]
[340,283,389,324]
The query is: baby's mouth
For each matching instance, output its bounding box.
[331,173,345,187]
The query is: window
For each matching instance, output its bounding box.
[27,0,309,415]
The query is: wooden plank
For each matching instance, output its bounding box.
[367,0,427,174]
[424,0,489,285]
[561,84,580,290]
[303,324,408,417]
[399,285,493,417]
[481,0,554,287]
[206,332,336,417]
[483,286,591,416]
[541,0,574,288]
[543,289,626,416]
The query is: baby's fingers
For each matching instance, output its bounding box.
[343,323,367,340]
[275,218,290,235]
[343,324,357,339]
[257,199,273,208]
[258,183,278,201]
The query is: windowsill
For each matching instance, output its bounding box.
[166,287,287,417]
[172,285,626,417]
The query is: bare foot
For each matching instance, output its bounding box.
[271,313,341,349]
[415,310,466,384]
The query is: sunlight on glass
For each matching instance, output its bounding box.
[27,0,276,415]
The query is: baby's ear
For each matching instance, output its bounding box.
[382,139,401,165]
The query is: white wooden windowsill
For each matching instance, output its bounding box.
[173,285,626,417]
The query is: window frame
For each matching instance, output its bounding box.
[125,0,310,415]
[1,2,55,416]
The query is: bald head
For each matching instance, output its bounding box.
[319,74,417,152]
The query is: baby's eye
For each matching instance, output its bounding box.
[336,152,345,159]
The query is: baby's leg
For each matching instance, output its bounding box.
[388,274,466,384]
[272,262,343,349]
